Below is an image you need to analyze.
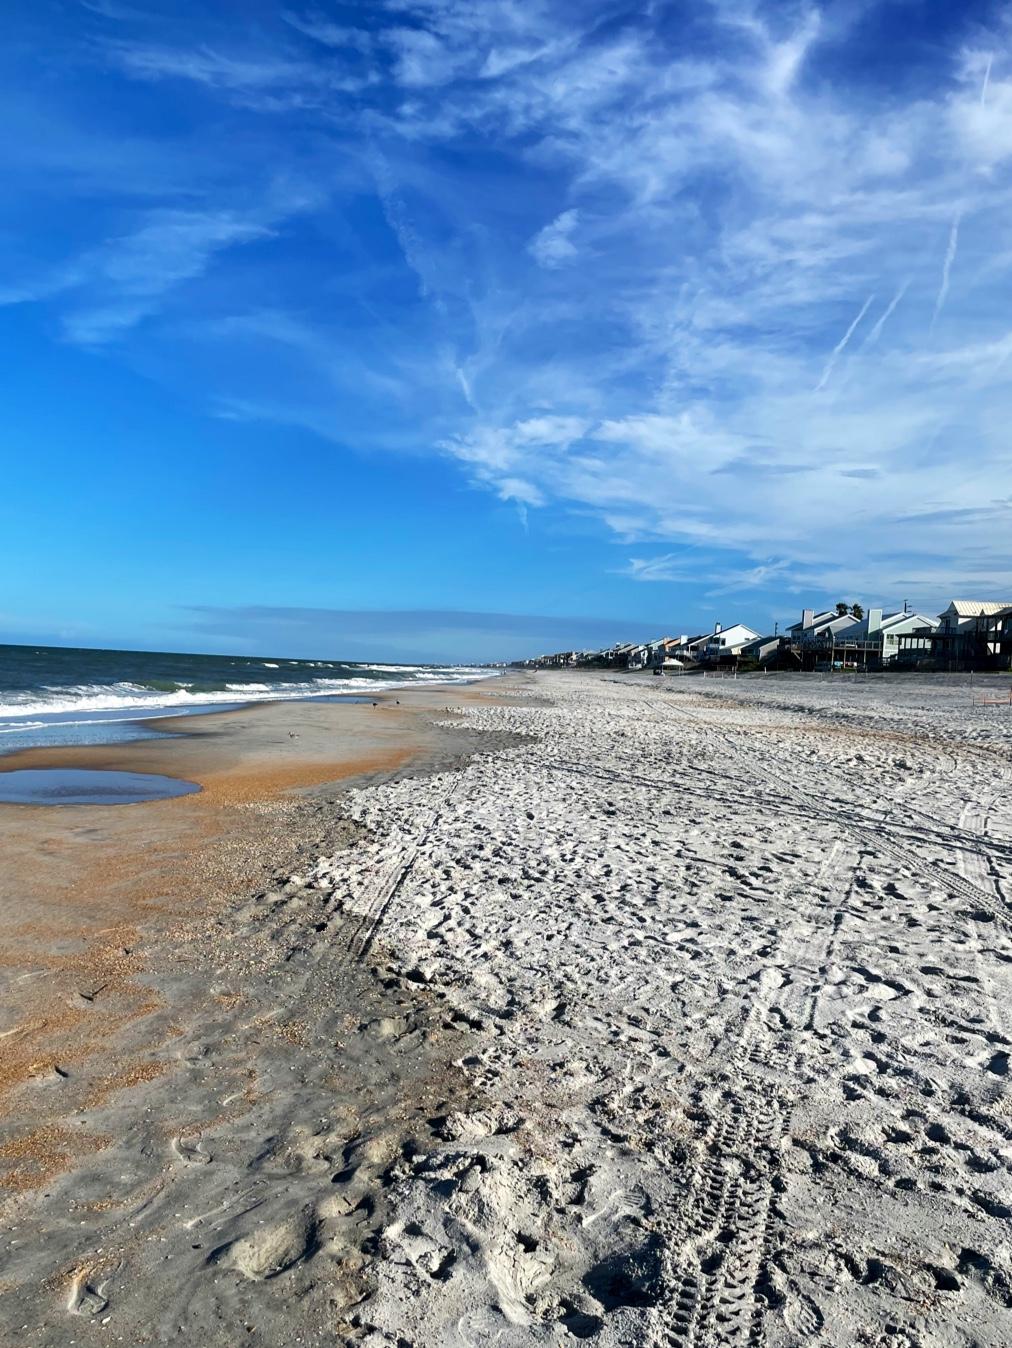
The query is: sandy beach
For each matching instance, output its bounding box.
[2,670,1011,1346]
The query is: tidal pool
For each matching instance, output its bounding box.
[0,768,201,805]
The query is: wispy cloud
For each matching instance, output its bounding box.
[626,554,695,583]
[280,10,373,53]
[528,209,579,268]
[6,0,1012,611]
[107,39,372,107]
[80,0,151,19]
[705,557,794,596]
[4,210,275,345]
[112,43,306,88]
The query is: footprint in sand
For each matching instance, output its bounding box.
[210,1207,319,1280]
[172,1134,212,1165]
[67,1264,119,1316]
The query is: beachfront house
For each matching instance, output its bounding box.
[671,633,709,662]
[658,637,685,670]
[847,609,938,664]
[929,601,1012,666]
[701,621,761,663]
[999,608,1012,667]
[784,604,940,669]
[789,608,861,644]
[594,642,635,668]
[627,636,683,670]
[666,624,758,666]
[740,633,786,666]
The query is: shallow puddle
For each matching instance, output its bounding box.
[0,768,201,805]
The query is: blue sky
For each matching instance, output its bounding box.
[3,0,1011,662]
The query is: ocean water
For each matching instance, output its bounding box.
[0,643,488,752]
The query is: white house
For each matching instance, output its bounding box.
[789,608,861,644]
[847,608,938,663]
[702,621,761,660]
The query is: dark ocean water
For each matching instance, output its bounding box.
[0,643,486,752]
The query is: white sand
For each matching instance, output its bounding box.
[313,672,1012,1345]
[4,670,1011,1346]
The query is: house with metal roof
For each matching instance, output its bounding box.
[930,600,1012,667]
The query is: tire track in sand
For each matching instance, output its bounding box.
[644,693,856,1347]
[342,777,462,961]
[660,689,1012,928]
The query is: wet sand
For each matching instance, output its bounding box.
[0,682,514,1196]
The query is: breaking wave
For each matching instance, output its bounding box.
[0,667,489,730]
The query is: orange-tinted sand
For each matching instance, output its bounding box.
[0,683,496,1189]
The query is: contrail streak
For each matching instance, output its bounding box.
[815,292,875,390]
[931,211,962,331]
[991,329,1012,376]
[862,282,909,348]
[455,364,476,410]
[982,53,993,104]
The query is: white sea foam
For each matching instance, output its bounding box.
[0,707,247,737]
[361,663,438,673]
[0,669,491,727]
